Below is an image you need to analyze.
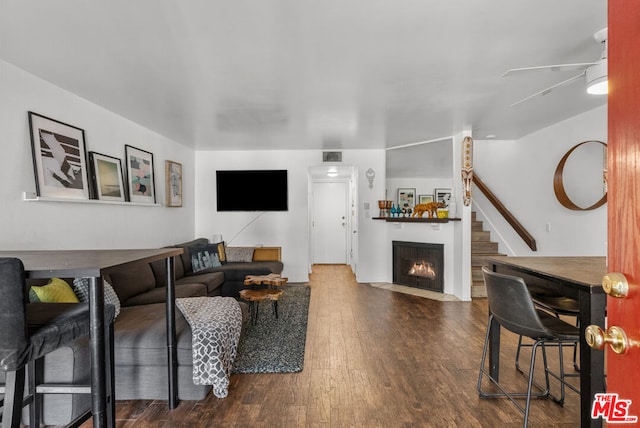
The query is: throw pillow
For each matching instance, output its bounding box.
[29,278,79,303]
[73,277,121,318]
[213,241,227,265]
[190,243,224,272]
[225,247,254,263]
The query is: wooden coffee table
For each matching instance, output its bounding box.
[243,273,288,288]
[239,288,284,325]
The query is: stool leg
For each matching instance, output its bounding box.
[3,367,26,428]
[28,358,43,428]
[272,300,279,319]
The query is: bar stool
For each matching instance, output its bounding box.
[477,267,580,427]
[516,286,581,375]
[0,258,115,428]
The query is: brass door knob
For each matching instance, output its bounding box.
[602,272,629,298]
[585,325,630,354]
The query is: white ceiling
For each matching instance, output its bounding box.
[0,1,607,151]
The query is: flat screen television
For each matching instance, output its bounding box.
[216,169,288,211]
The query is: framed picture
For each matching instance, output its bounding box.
[397,188,416,209]
[89,152,126,202]
[435,188,452,206]
[418,194,434,204]
[124,145,156,203]
[28,112,90,200]
[165,160,183,207]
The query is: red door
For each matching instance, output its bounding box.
[605,0,640,422]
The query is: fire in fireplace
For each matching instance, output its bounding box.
[392,241,444,292]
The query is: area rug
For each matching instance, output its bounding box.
[231,283,311,373]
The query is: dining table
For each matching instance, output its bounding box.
[484,256,607,428]
[0,248,183,428]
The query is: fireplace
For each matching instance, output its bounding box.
[392,241,444,292]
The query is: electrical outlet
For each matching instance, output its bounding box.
[546,222,552,232]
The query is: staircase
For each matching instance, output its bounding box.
[471,211,505,298]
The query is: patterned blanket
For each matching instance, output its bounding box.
[176,297,242,398]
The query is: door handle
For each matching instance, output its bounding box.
[602,272,630,298]
[585,325,630,354]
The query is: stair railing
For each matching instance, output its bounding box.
[472,173,537,251]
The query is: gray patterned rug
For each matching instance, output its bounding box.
[231,284,310,373]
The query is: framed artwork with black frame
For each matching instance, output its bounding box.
[165,160,183,207]
[89,152,126,202]
[124,145,156,203]
[28,111,90,200]
[435,188,452,206]
[397,188,416,210]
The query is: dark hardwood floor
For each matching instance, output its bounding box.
[94,264,581,427]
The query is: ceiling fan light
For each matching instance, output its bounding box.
[586,60,608,95]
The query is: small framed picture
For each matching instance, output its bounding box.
[124,145,156,203]
[28,112,90,200]
[89,152,126,202]
[397,188,416,209]
[165,160,183,207]
[435,188,452,206]
[418,194,434,204]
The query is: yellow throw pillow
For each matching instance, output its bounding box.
[29,278,80,303]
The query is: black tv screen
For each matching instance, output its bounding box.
[216,170,288,211]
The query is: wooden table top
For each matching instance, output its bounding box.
[0,248,184,278]
[484,256,607,289]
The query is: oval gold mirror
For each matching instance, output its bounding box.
[553,140,607,211]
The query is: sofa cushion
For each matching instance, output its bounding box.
[107,263,157,304]
[189,243,224,272]
[177,271,224,296]
[121,283,207,307]
[212,261,284,281]
[29,278,79,303]
[150,254,185,289]
[114,301,249,367]
[173,238,209,275]
[73,278,121,318]
[225,247,254,263]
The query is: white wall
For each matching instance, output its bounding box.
[0,60,196,250]
[473,105,607,256]
[194,149,385,283]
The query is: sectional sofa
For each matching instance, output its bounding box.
[7,239,284,424]
[106,238,284,400]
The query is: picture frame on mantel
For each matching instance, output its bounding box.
[397,188,416,210]
[124,145,156,203]
[165,160,182,207]
[435,188,452,207]
[28,111,91,200]
[418,194,434,204]
[89,152,126,202]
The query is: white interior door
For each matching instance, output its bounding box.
[312,181,348,264]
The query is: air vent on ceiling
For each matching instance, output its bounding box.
[322,151,342,162]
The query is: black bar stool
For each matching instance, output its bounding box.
[0,258,115,428]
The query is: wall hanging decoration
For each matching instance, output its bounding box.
[365,168,375,189]
[462,136,473,206]
[165,160,183,207]
[125,145,156,203]
[553,140,607,211]
[89,152,126,202]
[28,112,90,200]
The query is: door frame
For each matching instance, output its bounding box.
[308,166,358,273]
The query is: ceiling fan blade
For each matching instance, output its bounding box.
[509,71,586,107]
[502,62,598,77]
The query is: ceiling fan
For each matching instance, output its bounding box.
[503,28,608,107]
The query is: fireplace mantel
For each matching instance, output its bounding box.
[373,217,461,223]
